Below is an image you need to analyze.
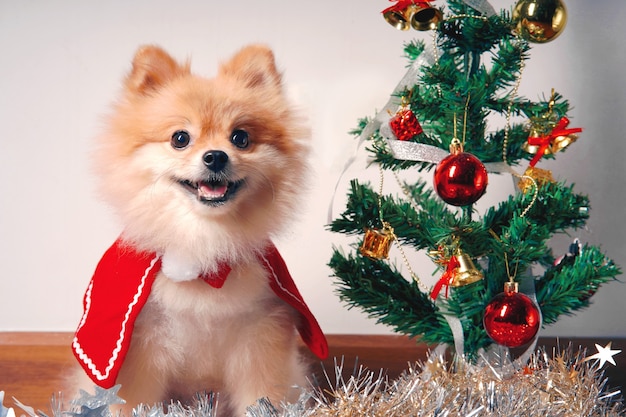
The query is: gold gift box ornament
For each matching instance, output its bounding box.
[518,166,555,194]
[360,223,395,260]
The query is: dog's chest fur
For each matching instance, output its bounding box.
[129,258,296,376]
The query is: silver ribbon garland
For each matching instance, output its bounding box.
[442,312,467,360]
[358,50,435,143]
[386,138,517,175]
[327,51,434,223]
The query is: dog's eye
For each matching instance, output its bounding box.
[230,129,249,149]
[171,130,191,149]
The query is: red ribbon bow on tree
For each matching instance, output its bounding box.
[430,255,460,300]
[527,116,582,167]
[382,0,433,14]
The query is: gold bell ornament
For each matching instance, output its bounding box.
[382,0,443,31]
[513,0,568,43]
[430,248,483,299]
[360,223,395,260]
[450,248,484,287]
[519,112,580,194]
[522,116,582,167]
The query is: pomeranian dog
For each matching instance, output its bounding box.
[71,45,328,416]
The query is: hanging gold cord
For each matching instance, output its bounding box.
[502,51,526,164]
[376,166,429,293]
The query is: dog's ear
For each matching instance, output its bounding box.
[126,45,189,95]
[218,45,282,89]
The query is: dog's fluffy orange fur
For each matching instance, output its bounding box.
[74,45,312,416]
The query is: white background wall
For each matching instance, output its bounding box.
[0,0,624,339]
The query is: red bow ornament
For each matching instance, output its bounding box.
[430,255,460,300]
[383,0,419,14]
[382,0,441,31]
[527,116,582,167]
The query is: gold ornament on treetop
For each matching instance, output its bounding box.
[513,0,568,43]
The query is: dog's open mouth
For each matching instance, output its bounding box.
[177,177,244,206]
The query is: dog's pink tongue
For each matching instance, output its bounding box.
[199,181,227,199]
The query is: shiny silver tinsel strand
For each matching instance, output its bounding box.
[249,346,625,417]
[131,392,219,417]
[6,347,624,417]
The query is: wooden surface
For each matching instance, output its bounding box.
[0,333,77,412]
[0,333,624,413]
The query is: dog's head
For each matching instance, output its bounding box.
[95,45,310,256]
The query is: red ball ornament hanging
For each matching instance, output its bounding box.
[483,282,541,348]
[433,140,488,206]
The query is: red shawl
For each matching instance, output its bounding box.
[72,238,328,388]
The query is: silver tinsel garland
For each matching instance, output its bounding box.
[2,346,623,417]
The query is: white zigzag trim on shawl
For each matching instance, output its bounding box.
[260,252,305,310]
[72,254,160,381]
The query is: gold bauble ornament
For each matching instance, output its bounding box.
[513,0,568,43]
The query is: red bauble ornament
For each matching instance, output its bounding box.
[483,282,541,348]
[389,107,423,141]
[433,148,488,206]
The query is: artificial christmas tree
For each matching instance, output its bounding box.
[329,0,620,362]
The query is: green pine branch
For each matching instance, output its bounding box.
[329,249,453,345]
[537,245,621,324]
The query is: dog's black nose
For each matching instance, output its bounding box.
[202,150,229,172]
